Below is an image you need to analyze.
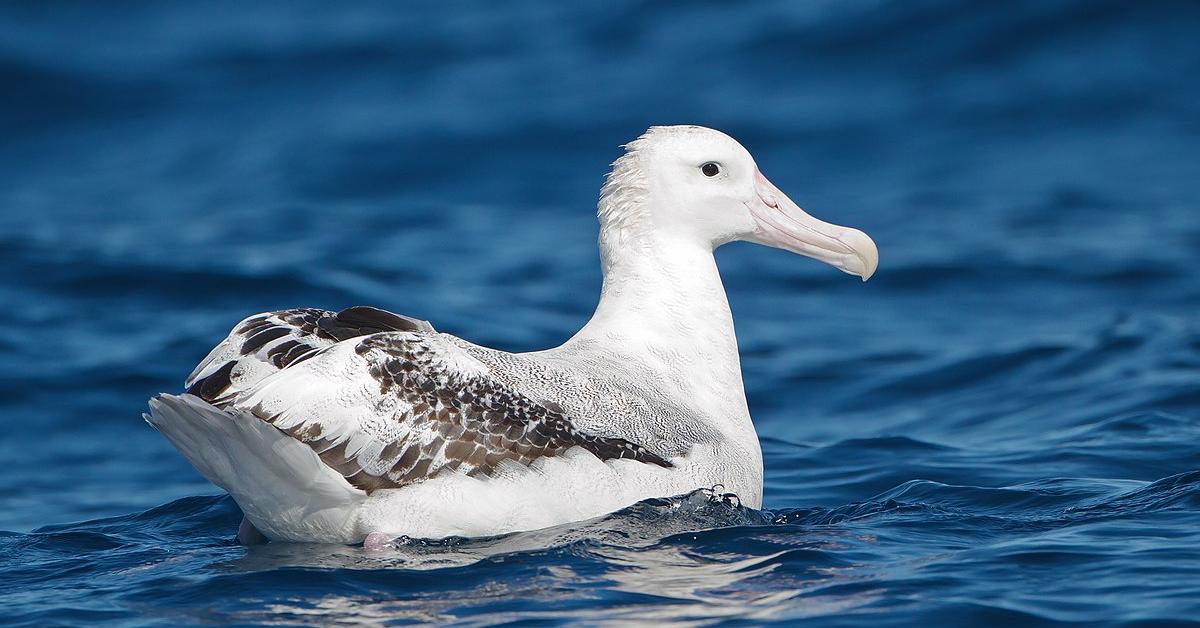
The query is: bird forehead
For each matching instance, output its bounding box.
[644,132,750,166]
[648,126,739,148]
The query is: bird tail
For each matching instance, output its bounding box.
[145,393,366,543]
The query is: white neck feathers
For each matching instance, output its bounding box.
[568,164,751,435]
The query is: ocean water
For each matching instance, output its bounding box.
[2,0,1199,624]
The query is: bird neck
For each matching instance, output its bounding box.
[567,230,750,425]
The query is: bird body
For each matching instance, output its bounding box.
[146,125,878,543]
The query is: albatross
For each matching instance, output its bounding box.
[146,125,878,544]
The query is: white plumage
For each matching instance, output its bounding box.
[146,125,878,543]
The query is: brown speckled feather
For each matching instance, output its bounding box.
[185,306,434,406]
[234,331,672,494]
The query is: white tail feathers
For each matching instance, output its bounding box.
[145,394,367,543]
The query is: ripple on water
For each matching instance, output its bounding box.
[2,0,1200,625]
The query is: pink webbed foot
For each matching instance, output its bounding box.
[363,532,394,551]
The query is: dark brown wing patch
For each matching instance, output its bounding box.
[355,334,673,479]
[320,306,434,340]
[189,306,436,406]
[185,360,236,401]
[238,306,433,349]
[240,326,291,355]
[253,333,672,494]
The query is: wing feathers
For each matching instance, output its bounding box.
[228,331,670,494]
[185,305,670,496]
[184,306,436,406]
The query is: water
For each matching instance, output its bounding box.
[2,0,1198,624]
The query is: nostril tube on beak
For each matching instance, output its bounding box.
[748,170,879,281]
[754,170,779,208]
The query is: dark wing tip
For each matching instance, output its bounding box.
[336,306,435,333]
[185,360,236,404]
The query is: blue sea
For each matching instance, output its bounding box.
[2,1,1199,625]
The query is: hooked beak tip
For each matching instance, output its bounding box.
[751,170,879,282]
[845,229,879,282]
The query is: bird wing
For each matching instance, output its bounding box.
[185,306,434,406]
[227,331,672,493]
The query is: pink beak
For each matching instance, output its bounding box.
[747,170,879,281]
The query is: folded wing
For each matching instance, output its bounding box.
[185,305,435,406]
[227,331,672,493]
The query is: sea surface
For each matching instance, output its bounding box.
[2,1,1199,625]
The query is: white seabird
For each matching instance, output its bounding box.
[146,125,878,544]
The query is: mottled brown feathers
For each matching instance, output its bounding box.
[248,333,672,494]
[193,306,670,494]
[323,306,434,339]
[191,306,435,405]
[185,360,236,402]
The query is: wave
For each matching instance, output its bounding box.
[6,472,1198,623]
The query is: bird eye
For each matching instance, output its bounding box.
[701,162,720,177]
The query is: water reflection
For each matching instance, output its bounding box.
[217,491,887,624]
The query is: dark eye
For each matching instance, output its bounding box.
[701,162,720,177]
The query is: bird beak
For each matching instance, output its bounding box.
[746,170,879,281]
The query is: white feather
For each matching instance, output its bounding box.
[145,394,366,542]
[146,125,883,543]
